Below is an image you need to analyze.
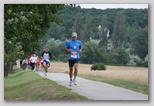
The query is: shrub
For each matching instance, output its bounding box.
[136,61,148,68]
[91,63,106,71]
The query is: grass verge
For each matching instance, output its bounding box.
[4,69,89,100]
[78,74,148,95]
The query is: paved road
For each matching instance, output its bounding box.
[37,72,148,100]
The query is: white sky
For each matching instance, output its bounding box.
[78,4,148,10]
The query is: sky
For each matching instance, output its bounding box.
[78,4,148,10]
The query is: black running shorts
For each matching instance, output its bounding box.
[68,59,80,67]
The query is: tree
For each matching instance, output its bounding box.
[99,15,109,49]
[131,27,148,59]
[112,11,126,49]
[81,12,93,42]
[4,4,65,76]
[112,48,130,65]
[4,37,24,76]
[81,42,106,64]
[72,12,83,40]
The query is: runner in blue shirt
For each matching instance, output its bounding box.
[64,32,82,86]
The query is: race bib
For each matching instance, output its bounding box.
[71,52,77,58]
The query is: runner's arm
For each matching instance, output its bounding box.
[79,48,82,53]
[64,41,72,53]
[79,41,83,53]
[49,52,52,60]
[64,48,72,53]
[41,52,44,58]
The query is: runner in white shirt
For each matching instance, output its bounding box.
[30,54,37,71]
[41,48,52,76]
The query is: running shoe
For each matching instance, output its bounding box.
[44,71,47,76]
[69,81,72,86]
[73,79,77,85]
[42,68,47,76]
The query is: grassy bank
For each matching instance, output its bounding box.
[4,69,89,100]
[78,74,148,95]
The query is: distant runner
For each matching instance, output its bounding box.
[64,32,82,86]
[41,48,52,76]
[29,54,37,71]
[27,54,34,70]
[36,56,42,72]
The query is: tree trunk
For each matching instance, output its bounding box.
[9,63,13,73]
[4,63,9,77]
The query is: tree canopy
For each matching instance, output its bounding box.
[4,4,65,76]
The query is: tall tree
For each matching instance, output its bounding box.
[81,12,93,42]
[112,11,126,49]
[73,12,83,40]
[99,15,109,49]
[131,27,148,59]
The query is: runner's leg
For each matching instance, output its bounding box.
[74,63,78,79]
[73,60,79,85]
[68,60,74,86]
[69,67,73,81]
[43,62,47,76]
[69,60,74,81]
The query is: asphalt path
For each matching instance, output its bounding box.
[37,72,148,100]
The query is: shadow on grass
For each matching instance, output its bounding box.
[6,69,31,78]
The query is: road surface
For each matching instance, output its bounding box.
[37,72,148,100]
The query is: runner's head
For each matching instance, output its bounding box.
[72,32,77,41]
[45,48,49,52]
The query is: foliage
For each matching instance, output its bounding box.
[46,6,148,41]
[4,4,65,76]
[98,15,109,49]
[81,42,107,64]
[127,54,141,66]
[112,11,126,49]
[131,27,148,59]
[111,48,130,65]
[4,37,24,63]
[44,38,67,61]
[136,61,148,68]
[91,63,106,71]
[5,4,64,57]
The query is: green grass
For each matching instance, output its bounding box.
[78,74,148,95]
[4,69,89,100]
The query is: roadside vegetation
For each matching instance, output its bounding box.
[4,69,89,100]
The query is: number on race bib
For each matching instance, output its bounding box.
[71,52,77,58]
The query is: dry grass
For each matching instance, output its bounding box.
[48,62,148,85]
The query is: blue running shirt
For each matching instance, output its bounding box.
[64,40,82,60]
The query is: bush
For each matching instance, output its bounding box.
[136,61,148,67]
[91,63,106,71]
